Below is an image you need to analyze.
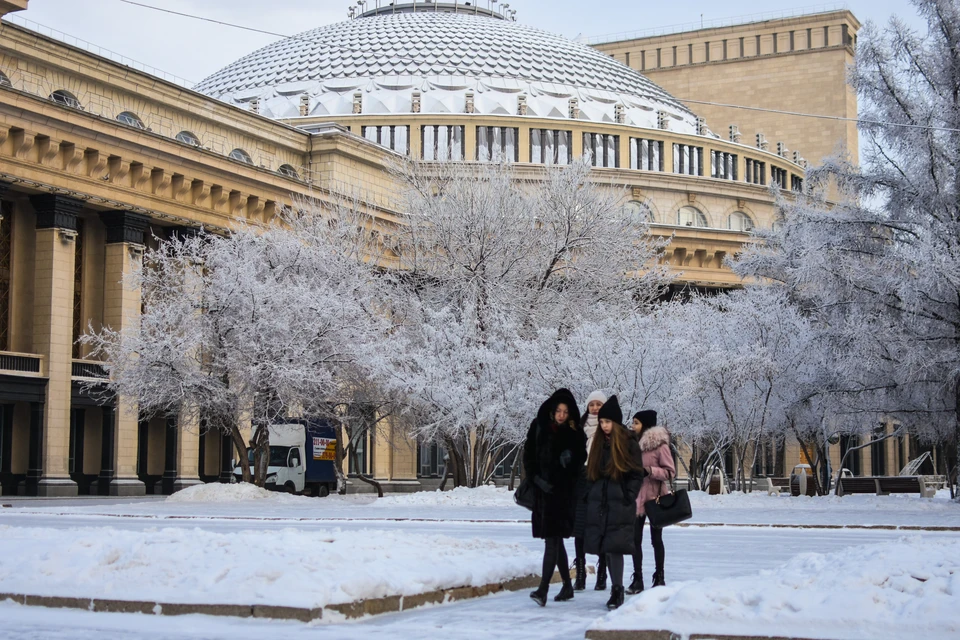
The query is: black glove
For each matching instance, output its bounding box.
[533,475,554,494]
[559,449,572,469]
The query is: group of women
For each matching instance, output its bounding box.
[522,389,676,610]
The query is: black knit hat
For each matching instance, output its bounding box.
[633,409,658,428]
[598,395,623,425]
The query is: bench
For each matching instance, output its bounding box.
[837,476,936,498]
[754,477,789,496]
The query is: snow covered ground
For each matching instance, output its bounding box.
[4,484,957,527]
[0,485,957,639]
[0,523,538,608]
[593,537,960,640]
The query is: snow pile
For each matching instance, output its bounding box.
[370,485,516,509]
[0,524,538,609]
[165,482,309,504]
[593,537,960,640]
[688,489,956,512]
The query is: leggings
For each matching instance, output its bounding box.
[541,537,571,589]
[606,553,624,588]
[633,515,664,574]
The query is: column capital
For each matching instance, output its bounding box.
[30,194,83,231]
[100,210,150,245]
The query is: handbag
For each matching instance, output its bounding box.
[513,477,536,511]
[643,476,692,528]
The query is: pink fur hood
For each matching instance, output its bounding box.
[639,426,670,452]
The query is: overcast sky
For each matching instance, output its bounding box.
[10,0,925,87]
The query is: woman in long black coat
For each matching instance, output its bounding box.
[583,395,644,610]
[523,388,586,607]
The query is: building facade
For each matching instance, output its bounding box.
[0,0,917,496]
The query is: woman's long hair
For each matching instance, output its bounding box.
[586,423,639,482]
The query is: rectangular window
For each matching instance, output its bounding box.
[791,175,804,192]
[530,129,572,165]
[723,39,728,60]
[493,447,518,478]
[421,125,464,161]
[418,440,446,478]
[672,143,703,176]
[824,26,830,47]
[641,50,646,70]
[704,41,710,62]
[583,133,619,168]
[629,138,664,171]
[871,428,887,476]
[625,52,630,67]
[362,125,410,155]
[0,200,11,351]
[790,30,795,51]
[72,220,84,359]
[688,43,693,64]
[771,166,788,188]
[745,158,766,185]
[772,32,778,54]
[476,126,519,162]
[739,36,745,56]
[711,150,738,180]
[658,48,663,68]
[756,35,761,55]
[840,435,861,476]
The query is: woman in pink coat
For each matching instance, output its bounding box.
[627,409,675,593]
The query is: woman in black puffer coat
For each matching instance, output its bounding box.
[583,395,644,610]
[523,388,586,607]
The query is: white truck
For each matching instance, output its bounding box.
[234,421,337,497]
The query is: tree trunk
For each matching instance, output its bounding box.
[228,423,251,484]
[351,447,384,498]
[334,428,348,495]
[508,449,521,491]
[252,422,270,488]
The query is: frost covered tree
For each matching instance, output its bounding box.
[735,0,960,495]
[375,159,671,487]
[84,208,389,487]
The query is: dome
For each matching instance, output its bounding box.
[195,5,698,132]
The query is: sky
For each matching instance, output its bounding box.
[8,0,925,88]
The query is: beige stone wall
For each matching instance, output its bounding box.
[593,11,859,168]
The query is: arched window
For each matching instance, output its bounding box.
[622,200,653,225]
[0,71,11,88]
[175,131,201,146]
[677,206,707,228]
[229,148,253,164]
[116,111,146,129]
[728,211,754,232]
[49,90,82,109]
[277,164,301,180]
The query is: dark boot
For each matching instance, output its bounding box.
[573,558,587,591]
[553,582,574,602]
[625,572,644,595]
[605,585,625,610]
[652,570,665,587]
[594,557,607,591]
[529,585,548,607]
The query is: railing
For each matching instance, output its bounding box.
[72,359,108,379]
[1,15,195,88]
[0,351,43,376]
[584,3,849,45]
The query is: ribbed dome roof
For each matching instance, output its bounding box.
[195,9,698,130]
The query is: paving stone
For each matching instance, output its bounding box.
[93,599,157,614]
[400,589,445,610]
[158,602,253,618]
[252,604,320,622]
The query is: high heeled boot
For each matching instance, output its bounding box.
[594,556,607,591]
[573,557,587,591]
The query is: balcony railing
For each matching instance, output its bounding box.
[0,351,43,377]
[72,359,108,380]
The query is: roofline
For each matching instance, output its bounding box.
[586,7,861,46]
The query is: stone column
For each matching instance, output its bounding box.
[173,407,202,492]
[29,194,82,496]
[99,210,149,496]
[161,416,178,495]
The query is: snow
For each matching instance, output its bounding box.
[593,537,960,640]
[165,482,310,504]
[0,524,539,609]
[368,485,516,509]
